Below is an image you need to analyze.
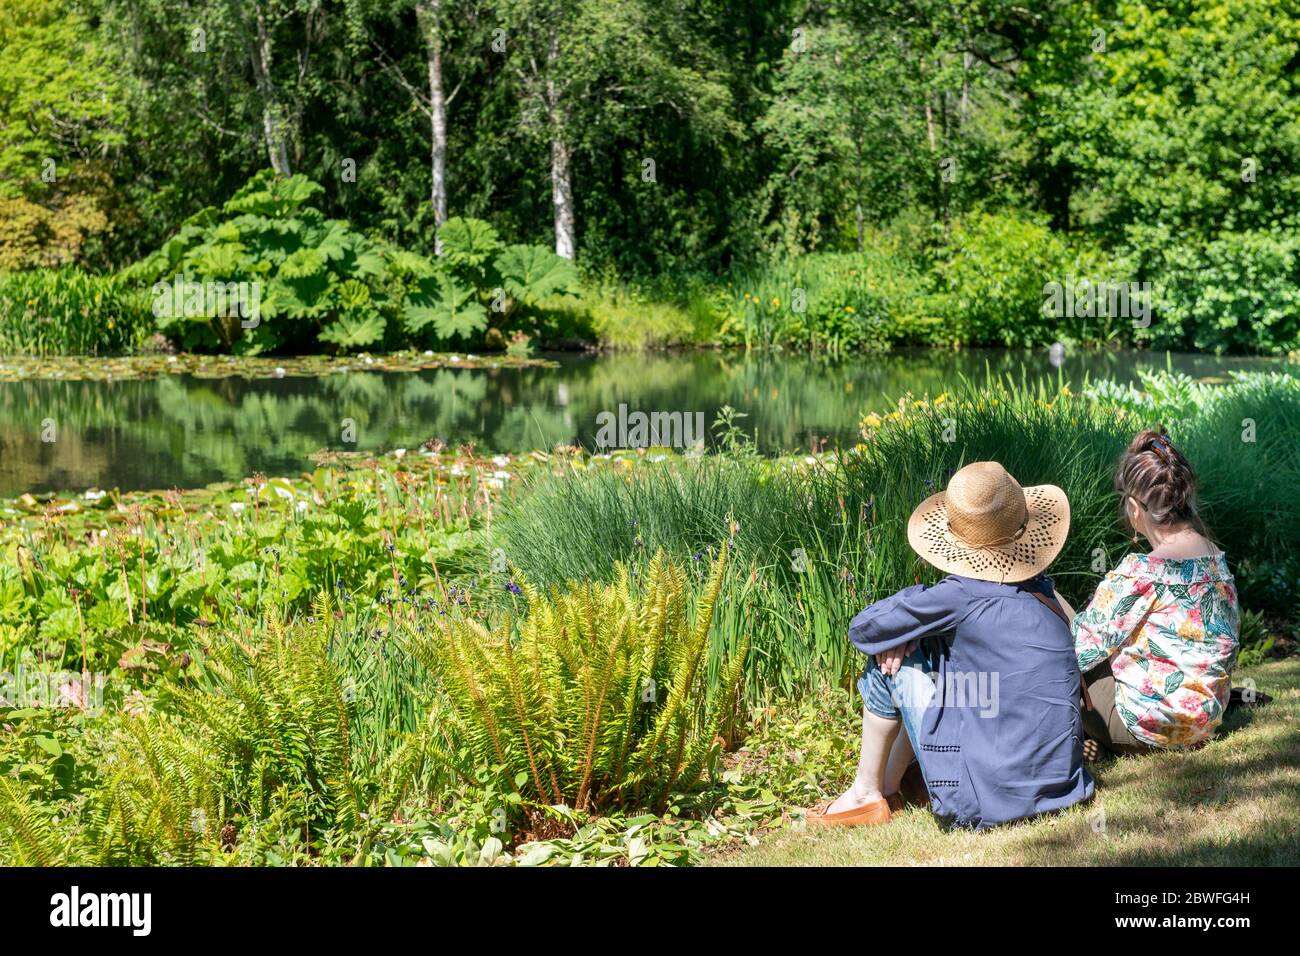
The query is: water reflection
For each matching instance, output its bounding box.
[0,348,1284,495]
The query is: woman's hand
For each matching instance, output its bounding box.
[876,640,919,676]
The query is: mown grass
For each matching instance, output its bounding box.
[711,658,1300,867]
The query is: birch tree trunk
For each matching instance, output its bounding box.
[550,136,576,259]
[546,31,576,260]
[417,0,448,254]
[251,5,292,175]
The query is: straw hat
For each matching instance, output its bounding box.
[906,462,1070,583]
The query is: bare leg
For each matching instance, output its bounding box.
[825,707,900,814]
[883,723,916,795]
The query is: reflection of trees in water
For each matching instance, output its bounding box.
[0,350,1284,493]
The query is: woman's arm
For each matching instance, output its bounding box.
[849,576,965,658]
[1071,571,1156,672]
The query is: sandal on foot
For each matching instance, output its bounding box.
[806,796,893,829]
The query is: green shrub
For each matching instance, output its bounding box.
[933,211,1123,347]
[79,599,429,864]
[120,170,581,355]
[720,247,931,352]
[1144,230,1300,354]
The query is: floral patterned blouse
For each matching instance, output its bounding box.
[1071,552,1240,749]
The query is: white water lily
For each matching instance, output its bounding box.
[393,448,407,459]
[274,367,286,378]
[230,502,245,514]
[83,489,105,501]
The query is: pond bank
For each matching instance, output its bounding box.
[0,348,1291,496]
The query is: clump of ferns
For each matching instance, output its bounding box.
[86,595,425,863]
[404,544,748,821]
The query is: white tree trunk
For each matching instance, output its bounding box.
[252,6,291,175]
[417,0,448,255]
[551,136,576,259]
[546,32,575,259]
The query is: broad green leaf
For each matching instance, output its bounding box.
[403,272,487,341]
[438,217,502,273]
[318,312,387,350]
[495,243,579,303]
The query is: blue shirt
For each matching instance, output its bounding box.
[850,574,1095,830]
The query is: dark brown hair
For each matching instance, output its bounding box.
[1114,428,1210,538]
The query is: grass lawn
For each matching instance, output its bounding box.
[709,658,1300,867]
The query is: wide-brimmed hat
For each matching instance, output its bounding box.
[906,461,1070,583]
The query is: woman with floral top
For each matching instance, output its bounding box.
[1072,429,1240,755]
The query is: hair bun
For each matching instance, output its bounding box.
[1115,428,1206,535]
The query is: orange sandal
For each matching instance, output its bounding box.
[806,796,894,828]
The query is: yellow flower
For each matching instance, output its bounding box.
[771,297,780,308]
[106,318,115,330]
[934,392,948,406]
[862,412,883,429]
[844,305,855,314]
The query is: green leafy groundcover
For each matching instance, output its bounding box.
[0,374,1295,865]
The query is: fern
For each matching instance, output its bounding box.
[89,593,383,863]
[406,545,745,815]
[0,778,67,865]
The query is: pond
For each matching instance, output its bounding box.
[0,348,1286,496]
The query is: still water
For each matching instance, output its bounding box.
[0,349,1284,495]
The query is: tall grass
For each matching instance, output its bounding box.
[497,373,1300,704]
[0,268,154,355]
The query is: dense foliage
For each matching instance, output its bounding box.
[0,1,1297,354]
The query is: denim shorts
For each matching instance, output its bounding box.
[857,640,941,722]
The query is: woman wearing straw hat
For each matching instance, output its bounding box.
[808,461,1094,830]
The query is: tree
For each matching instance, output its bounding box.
[498,0,738,261]
[0,0,126,269]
